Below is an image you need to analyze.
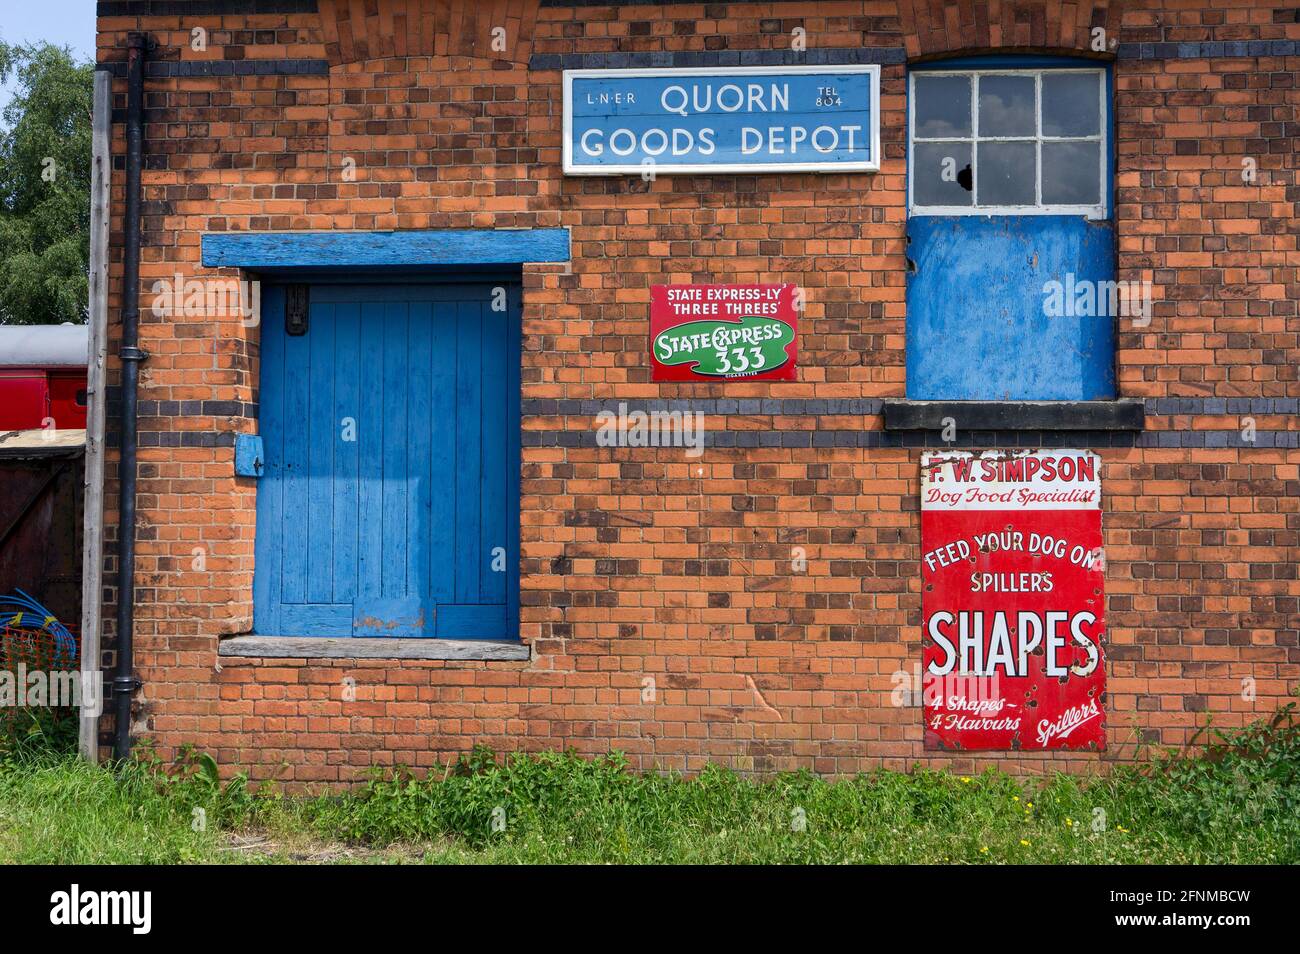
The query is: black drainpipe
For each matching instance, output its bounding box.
[113,32,149,761]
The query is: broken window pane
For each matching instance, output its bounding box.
[914,142,973,206]
[976,141,1036,206]
[1041,73,1100,137]
[913,75,971,139]
[1041,141,1101,205]
[910,67,1106,213]
[978,75,1036,137]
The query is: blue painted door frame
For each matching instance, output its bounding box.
[253,282,521,640]
[905,56,1117,401]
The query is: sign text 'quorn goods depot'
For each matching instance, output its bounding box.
[650,284,799,382]
[564,66,881,175]
[921,451,1106,751]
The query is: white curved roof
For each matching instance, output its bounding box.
[0,324,88,367]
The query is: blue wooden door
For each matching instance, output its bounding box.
[254,283,519,639]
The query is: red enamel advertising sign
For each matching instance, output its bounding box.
[921,450,1106,751]
[650,284,798,381]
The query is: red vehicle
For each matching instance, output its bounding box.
[0,325,88,431]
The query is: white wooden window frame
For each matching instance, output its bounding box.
[908,68,1108,219]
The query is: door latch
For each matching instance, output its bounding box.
[285,284,309,336]
[234,434,264,477]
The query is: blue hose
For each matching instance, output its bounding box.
[0,590,78,666]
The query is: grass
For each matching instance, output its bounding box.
[0,705,1296,864]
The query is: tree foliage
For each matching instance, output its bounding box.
[0,41,94,325]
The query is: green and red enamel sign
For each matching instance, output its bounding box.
[650,284,798,381]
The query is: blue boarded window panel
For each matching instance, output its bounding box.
[254,283,520,640]
[905,215,1117,400]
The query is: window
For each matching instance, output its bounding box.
[903,59,1116,403]
[909,68,1107,219]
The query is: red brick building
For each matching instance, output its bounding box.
[91,0,1298,783]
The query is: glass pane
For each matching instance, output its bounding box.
[978,75,1035,137]
[976,141,1036,206]
[1042,73,1101,137]
[1042,141,1101,206]
[913,142,973,207]
[913,75,971,138]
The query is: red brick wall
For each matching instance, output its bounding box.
[93,0,1299,783]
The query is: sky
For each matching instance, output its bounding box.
[0,0,98,113]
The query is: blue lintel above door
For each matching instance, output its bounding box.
[201,228,571,271]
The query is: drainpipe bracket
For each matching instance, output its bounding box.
[108,674,142,698]
[119,346,149,363]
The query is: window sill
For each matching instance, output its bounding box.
[217,636,531,662]
[881,399,1144,431]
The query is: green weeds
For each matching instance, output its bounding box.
[0,704,1295,864]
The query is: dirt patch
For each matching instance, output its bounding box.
[218,830,435,864]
